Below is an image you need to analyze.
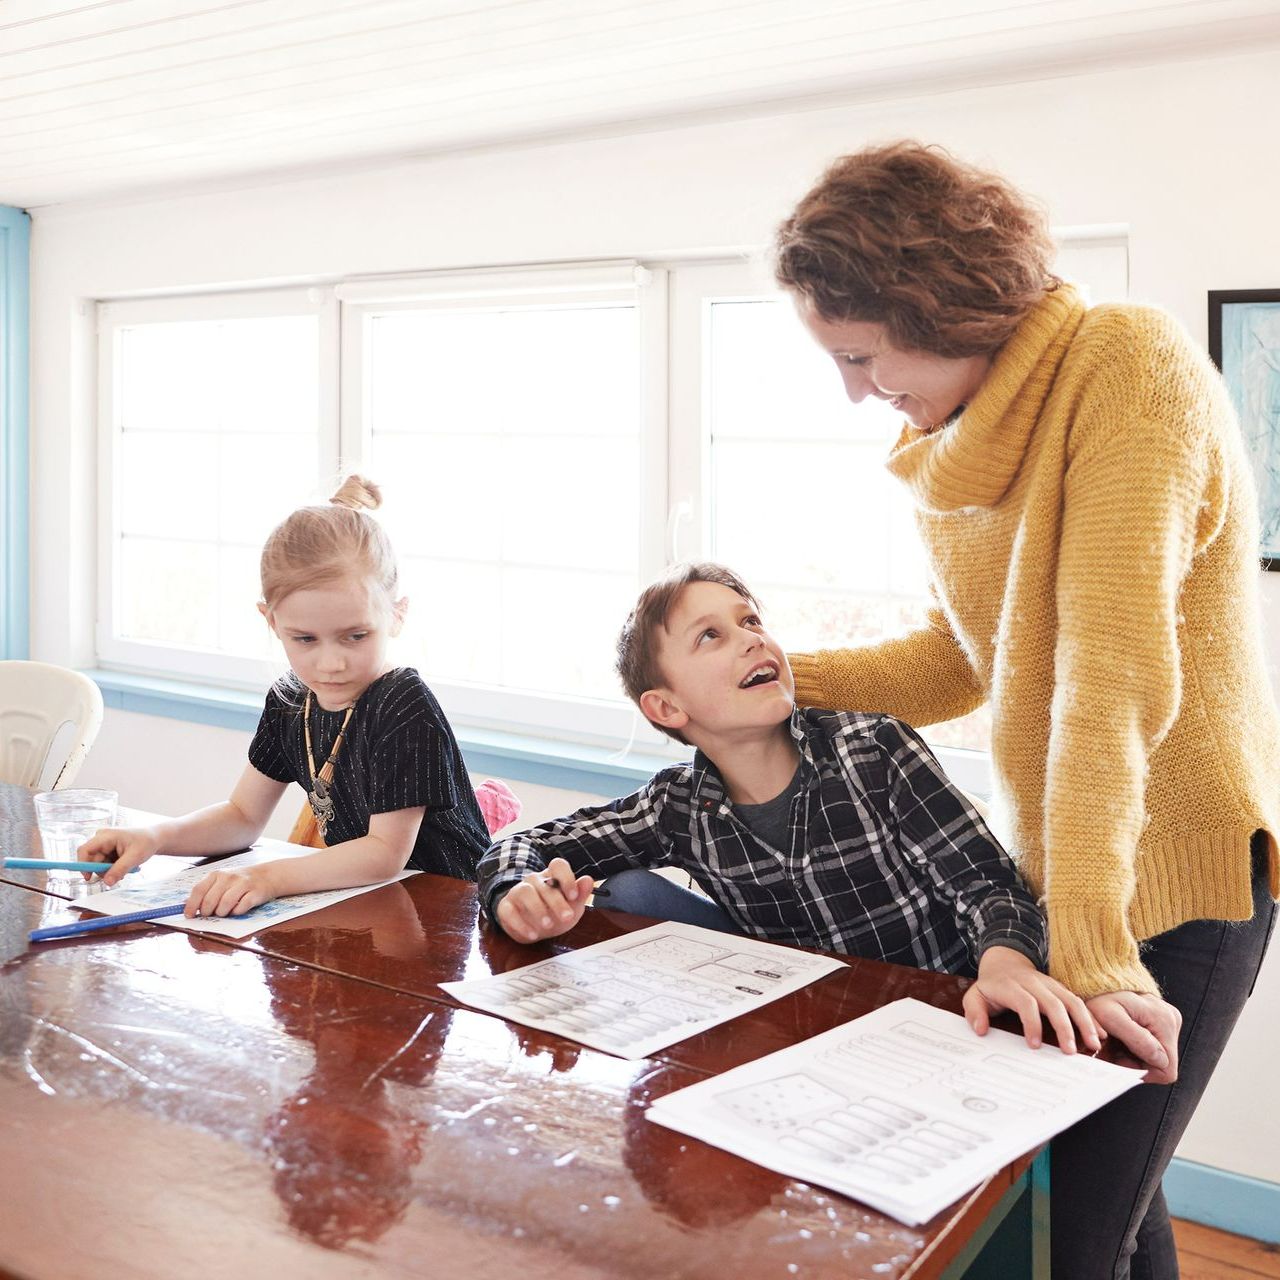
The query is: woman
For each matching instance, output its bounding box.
[774,141,1278,1279]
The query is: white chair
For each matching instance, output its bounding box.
[0,661,105,790]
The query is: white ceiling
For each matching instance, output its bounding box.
[4,0,1279,208]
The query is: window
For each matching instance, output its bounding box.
[666,241,1127,766]
[338,263,663,742]
[97,289,337,685]
[97,239,1126,768]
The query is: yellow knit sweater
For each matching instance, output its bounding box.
[791,284,1280,998]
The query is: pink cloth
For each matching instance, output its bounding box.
[474,778,522,837]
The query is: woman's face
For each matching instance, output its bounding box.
[798,303,993,432]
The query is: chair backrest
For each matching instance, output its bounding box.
[0,662,105,790]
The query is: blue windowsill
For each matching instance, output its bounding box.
[88,670,673,797]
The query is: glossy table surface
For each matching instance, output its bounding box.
[0,783,1034,1279]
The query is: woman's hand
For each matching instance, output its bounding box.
[185,864,279,918]
[1085,991,1182,1084]
[76,826,163,886]
[964,945,1104,1053]
[496,858,595,943]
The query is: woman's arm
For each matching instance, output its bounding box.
[789,601,984,724]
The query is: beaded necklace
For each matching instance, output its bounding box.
[302,691,355,840]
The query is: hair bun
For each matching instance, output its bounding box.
[329,475,382,511]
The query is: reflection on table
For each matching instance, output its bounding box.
[0,781,1042,1279]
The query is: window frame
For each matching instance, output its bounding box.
[663,237,1129,793]
[93,237,1127,786]
[335,259,674,749]
[96,286,340,688]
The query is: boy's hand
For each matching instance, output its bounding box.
[1085,991,1181,1084]
[185,864,278,918]
[77,826,162,887]
[964,945,1104,1054]
[496,858,595,943]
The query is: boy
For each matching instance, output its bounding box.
[477,564,1101,1053]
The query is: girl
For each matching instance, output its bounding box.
[85,476,494,918]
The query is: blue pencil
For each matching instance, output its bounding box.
[29,903,189,943]
[3,858,139,874]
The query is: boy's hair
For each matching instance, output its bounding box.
[616,562,759,745]
[260,475,399,613]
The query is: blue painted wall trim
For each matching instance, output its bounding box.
[0,206,31,660]
[89,670,677,796]
[1165,1157,1280,1244]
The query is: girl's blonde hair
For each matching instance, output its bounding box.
[260,476,399,613]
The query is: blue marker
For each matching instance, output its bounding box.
[3,858,140,875]
[29,903,189,943]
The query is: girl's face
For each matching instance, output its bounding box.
[798,303,993,431]
[262,576,407,711]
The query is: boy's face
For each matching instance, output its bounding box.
[642,581,795,745]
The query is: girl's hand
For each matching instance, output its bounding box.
[185,864,279,918]
[77,826,162,887]
[964,945,1104,1054]
[1085,991,1182,1084]
[496,858,595,943]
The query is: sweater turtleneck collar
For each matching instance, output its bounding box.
[884,284,1088,512]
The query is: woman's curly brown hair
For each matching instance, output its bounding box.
[774,141,1059,357]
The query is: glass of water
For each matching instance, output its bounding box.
[32,789,119,879]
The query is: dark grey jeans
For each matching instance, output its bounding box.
[592,867,741,933]
[1051,831,1277,1279]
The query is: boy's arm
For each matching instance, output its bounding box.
[477,777,678,929]
[872,718,1107,1053]
[873,717,1046,969]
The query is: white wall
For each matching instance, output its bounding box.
[29,43,1280,1183]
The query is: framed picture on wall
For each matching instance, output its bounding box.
[1209,288,1280,570]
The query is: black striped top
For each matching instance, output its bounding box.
[249,667,488,880]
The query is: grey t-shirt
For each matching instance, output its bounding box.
[732,764,804,851]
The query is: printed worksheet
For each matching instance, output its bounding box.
[70,848,415,939]
[647,997,1145,1225]
[441,922,846,1059]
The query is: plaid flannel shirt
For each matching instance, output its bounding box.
[478,708,1046,976]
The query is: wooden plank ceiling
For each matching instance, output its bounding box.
[2,0,1278,207]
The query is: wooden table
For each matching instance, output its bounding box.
[0,783,1047,1279]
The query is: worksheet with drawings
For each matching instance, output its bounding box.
[69,848,415,938]
[647,997,1145,1225]
[440,921,846,1059]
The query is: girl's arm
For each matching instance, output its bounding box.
[789,600,985,725]
[185,805,425,918]
[85,764,287,886]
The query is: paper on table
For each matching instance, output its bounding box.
[441,921,846,1059]
[68,848,415,939]
[647,996,1145,1226]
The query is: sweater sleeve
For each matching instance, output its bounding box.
[1044,328,1218,998]
[790,601,985,726]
